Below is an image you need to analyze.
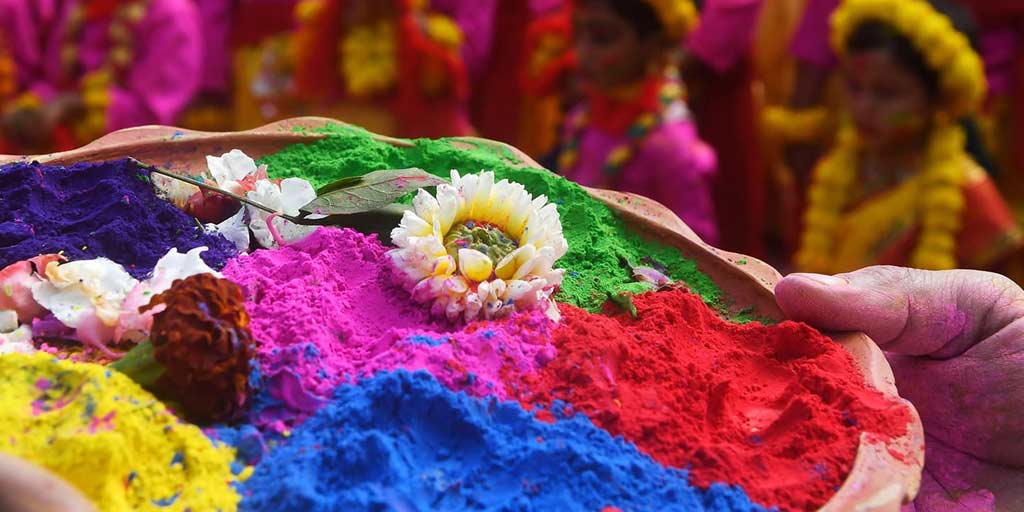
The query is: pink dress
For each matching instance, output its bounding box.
[686,0,764,73]
[29,0,202,131]
[562,105,719,244]
[196,0,234,96]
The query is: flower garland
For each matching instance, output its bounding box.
[557,74,686,178]
[796,0,987,272]
[796,121,968,272]
[334,0,464,100]
[761,106,833,144]
[61,0,151,141]
[643,0,699,39]
[339,20,398,99]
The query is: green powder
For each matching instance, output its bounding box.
[258,124,722,313]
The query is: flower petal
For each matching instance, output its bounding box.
[412,188,441,225]
[279,177,317,216]
[458,249,494,282]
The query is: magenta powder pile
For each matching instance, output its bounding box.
[223,227,555,432]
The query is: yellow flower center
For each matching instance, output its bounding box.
[443,221,518,266]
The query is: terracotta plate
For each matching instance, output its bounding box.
[0,117,925,511]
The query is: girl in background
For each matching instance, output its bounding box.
[796,0,1020,273]
[556,0,719,243]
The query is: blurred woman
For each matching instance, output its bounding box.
[796,0,1020,273]
[290,0,496,138]
[555,0,719,243]
[0,0,202,152]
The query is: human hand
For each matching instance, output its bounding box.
[775,266,1024,510]
[0,453,95,512]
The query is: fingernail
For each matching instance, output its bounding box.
[793,273,848,287]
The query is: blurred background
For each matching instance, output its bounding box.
[1,0,1021,276]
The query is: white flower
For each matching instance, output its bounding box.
[0,309,33,354]
[0,317,33,355]
[32,258,138,329]
[116,247,222,342]
[246,177,318,248]
[205,207,251,252]
[388,170,568,322]
[153,173,199,208]
[207,149,267,194]
[0,310,17,333]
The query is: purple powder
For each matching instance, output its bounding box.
[0,159,236,279]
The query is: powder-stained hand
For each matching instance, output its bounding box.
[776,266,1024,510]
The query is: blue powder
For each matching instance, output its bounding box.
[405,334,448,347]
[239,370,767,512]
[0,159,236,279]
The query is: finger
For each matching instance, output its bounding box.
[774,266,1024,358]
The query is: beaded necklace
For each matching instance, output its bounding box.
[557,73,686,178]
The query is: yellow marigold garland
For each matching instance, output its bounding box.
[830,0,986,118]
[797,0,985,273]
[761,106,833,144]
[796,121,968,272]
[643,0,699,39]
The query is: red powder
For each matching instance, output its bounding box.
[511,289,912,511]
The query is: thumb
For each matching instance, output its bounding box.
[774,266,1024,358]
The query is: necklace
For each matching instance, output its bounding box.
[557,72,686,180]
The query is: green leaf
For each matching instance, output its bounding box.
[302,168,448,215]
[315,175,365,195]
[609,292,639,319]
[109,339,164,390]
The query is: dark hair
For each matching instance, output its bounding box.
[581,0,666,39]
[845,0,976,101]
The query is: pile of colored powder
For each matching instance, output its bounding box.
[239,370,768,512]
[256,125,722,313]
[0,353,243,511]
[0,159,236,279]
[511,289,914,511]
[222,227,555,432]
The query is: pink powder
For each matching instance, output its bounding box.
[223,228,555,431]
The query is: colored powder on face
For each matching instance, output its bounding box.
[256,125,723,313]
[0,159,237,279]
[0,353,242,511]
[238,370,769,512]
[222,227,555,432]
[511,289,913,511]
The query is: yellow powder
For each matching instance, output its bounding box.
[0,353,242,511]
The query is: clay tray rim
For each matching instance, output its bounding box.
[0,117,925,511]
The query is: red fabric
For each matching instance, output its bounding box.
[510,289,914,511]
[84,0,124,21]
[520,7,576,97]
[691,55,766,257]
[875,174,1021,269]
[292,0,345,100]
[586,77,662,134]
[231,0,300,47]
[470,0,530,145]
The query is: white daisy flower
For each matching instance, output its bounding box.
[388,170,568,322]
